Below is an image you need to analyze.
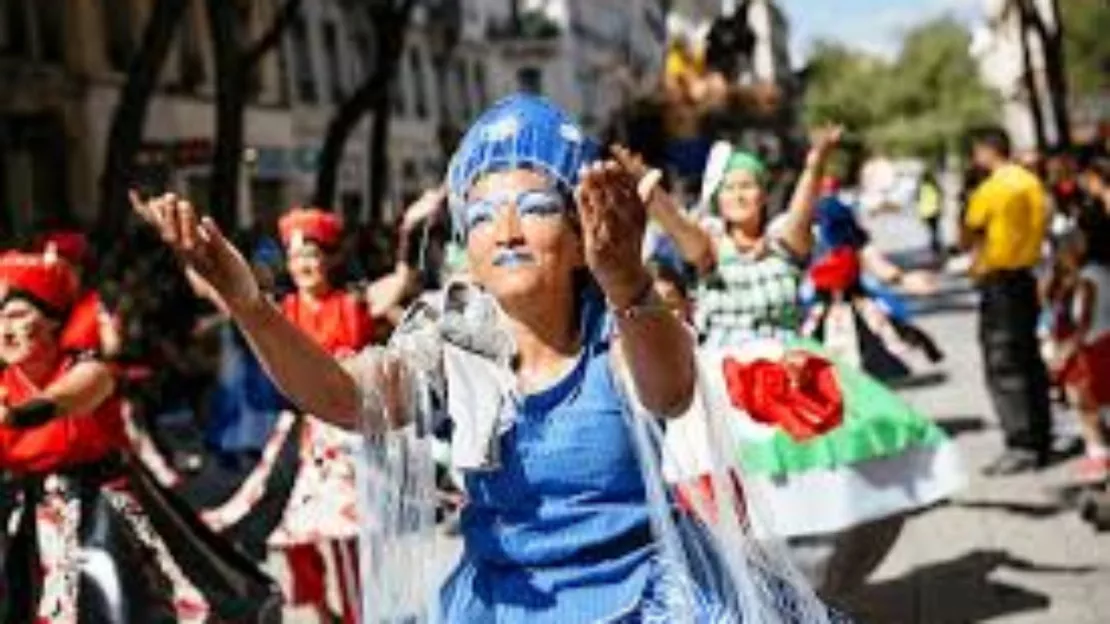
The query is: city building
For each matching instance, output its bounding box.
[743,0,792,86]
[1,0,294,235]
[971,0,1069,152]
[0,0,679,236]
[0,0,489,233]
[480,0,668,135]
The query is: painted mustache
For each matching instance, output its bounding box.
[492,249,536,268]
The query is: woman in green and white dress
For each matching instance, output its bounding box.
[629,134,965,597]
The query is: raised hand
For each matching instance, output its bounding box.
[611,145,649,180]
[611,144,665,205]
[129,191,260,312]
[400,186,448,233]
[808,124,844,163]
[576,161,650,309]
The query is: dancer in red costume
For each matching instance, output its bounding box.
[0,251,278,622]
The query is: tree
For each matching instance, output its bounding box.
[1019,0,1070,148]
[1059,0,1110,100]
[802,18,998,157]
[98,0,191,232]
[310,0,419,218]
[205,0,302,227]
[800,41,886,134]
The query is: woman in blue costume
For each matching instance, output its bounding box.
[801,194,945,381]
[133,94,845,623]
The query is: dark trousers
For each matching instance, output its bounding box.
[923,215,942,257]
[978,269,1052,457]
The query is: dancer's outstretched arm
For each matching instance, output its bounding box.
[130,192,402,433]
[778,124,843,258]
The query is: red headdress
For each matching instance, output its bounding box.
[32,231,90,266]
[0,252,80,316]
[278,208,343,251]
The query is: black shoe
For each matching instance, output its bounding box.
[982,449,1044,476]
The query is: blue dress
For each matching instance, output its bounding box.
[205,324,289,454]
[438,299,741,623]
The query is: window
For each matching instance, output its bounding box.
[452,60,469,121]
[177,3,205,92]
[409,48,429,119]
[36,0,64,63]
[323,22,344,102]
[0,0,63,63]
[473,61,488,109]
[0,115,71,236]
[352,29,375,81]
[290,17,317,103]
[102,0,135,71]
[517,66,543,94]
[392,63,407,116]
[0,0,31,58]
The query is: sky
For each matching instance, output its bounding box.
[782,0,986,64]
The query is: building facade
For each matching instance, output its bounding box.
[1,0,684,236]
[972,0,1069,152]
[0,0,494,234]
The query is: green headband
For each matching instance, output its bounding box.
[723,151,767,182]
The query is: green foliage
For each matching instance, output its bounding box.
[802,17,999,156]
[1060,0,1110,98]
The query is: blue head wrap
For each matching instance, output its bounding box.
[815,196,870,250]
[446,93,601,239]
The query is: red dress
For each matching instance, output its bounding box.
[0,357,126,473]
[280,289,373,357]
[59,290,105,354]
[0,357,278,621]
[1061,333,1110,405]
[192,288,371,619]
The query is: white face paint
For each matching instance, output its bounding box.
[286,239,330,295]
[0,298,57,365]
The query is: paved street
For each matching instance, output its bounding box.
[835,212,1110,623]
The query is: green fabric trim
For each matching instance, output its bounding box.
[735,339,949,476]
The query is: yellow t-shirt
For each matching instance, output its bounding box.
[918,182,942,219]
[964,164,1048,275]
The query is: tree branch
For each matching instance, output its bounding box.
[244,0,303,65]
[98,0,190,230]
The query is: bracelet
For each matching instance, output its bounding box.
[610,279,670,321]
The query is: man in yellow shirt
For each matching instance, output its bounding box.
[961,127,1052,475]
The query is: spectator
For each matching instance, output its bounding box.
[1048,230,1110,482]
[1078,158,1110,267]
[917,170,944,259]
[961,126,1052,475]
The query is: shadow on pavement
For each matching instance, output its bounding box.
[887,371,949,390]
[836,549,1094,623]
[935,415,989,439]
[910,298,980,317]
[952,499,1069,520]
